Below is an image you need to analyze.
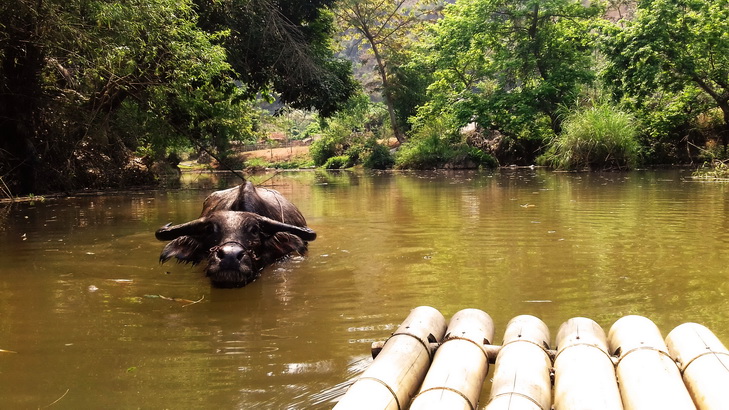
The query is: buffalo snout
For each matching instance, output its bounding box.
[206,242,257,288]
[214,242,248,270]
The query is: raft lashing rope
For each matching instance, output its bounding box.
[333,306,729,410]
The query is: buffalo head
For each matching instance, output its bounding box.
[156,211,316,288]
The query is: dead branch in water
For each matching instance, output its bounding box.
[148,294,205,307]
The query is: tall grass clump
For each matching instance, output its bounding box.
[539,104,640,170]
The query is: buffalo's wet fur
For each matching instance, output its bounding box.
[155,182,316,288]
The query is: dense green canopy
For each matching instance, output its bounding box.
[2,0,728,193]
[0,0,355,194]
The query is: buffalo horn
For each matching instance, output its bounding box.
[259,216,317,241]
[155,219,211,241]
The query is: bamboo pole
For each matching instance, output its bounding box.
[410,309,495,410]
[334,306,447,410]
[666,323,729,410]
[607,315,696,410]
[553,317,623,410]
[485,315,552,410]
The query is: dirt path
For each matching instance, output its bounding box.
[240,146,310,161]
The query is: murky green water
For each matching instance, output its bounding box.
[1,169,728,409]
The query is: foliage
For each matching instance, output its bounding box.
[0,0,354,194]
[323,155,354,169]
[464,146,499,168]
[395,135,496,169]
[309,92,393,168]
[310,134,342,167]
[333,0,438,142]
[259,107,319,141]
[275,158,316,169]
[693,160,729,180]
[413,0,603,163]
[387,46,434,136]
[194,0,357,116]
[601,0,729,155]
[538,103,640,170]
[395,134,451,169]
[244,156,314,170]
[363,142,395,169]
[0,0,260,193]
[395,112,496,169]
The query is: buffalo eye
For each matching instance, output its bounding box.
[247,224,260,236]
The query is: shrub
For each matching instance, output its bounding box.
[310,93,391,167]
[310,134,341,166]
[395,111,497,169]
[323,155,353,169]
[362,141,395,169]
[395,134,451,169]
[461,146,498,168]
[539,104,640,170]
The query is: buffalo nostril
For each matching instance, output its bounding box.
[236,250,245,261]
[217,248,226,259]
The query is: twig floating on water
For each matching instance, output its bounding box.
[0,348,18,353]
[181,295,205,307]
[41,388,69,408]
[145,294,205,307]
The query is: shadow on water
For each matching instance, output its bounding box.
[0,169,728,408]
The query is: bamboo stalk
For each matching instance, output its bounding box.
[607,315,696,410]
[485,315,552,410]
[666,323,729,410]
[334,306,447,410]
[553,317,623,410]
[410,309,495,410]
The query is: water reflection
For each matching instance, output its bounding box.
[0,169,727,408]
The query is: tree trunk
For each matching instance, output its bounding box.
[720,102,729,156]
[369,36,405,143]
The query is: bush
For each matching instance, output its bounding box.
[310,93,392,167]
[539,104,640,170]
[395,134,451,169]
[461,146,498,168]
[323,155,353,169]
[363,141,395,169]
[395,112,497,169]
[310,134,341,166]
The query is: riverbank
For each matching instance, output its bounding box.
[3,161,727,205]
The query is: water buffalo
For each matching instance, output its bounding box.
[155,181,316,287]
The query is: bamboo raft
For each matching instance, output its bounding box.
[334,306,729,410]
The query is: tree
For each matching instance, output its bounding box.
[193,0,358,117]
[415,0,602,162]
[602,0,729,154]
[0,0,250,194]
[333,0,438,143]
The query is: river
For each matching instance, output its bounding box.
[1,168,727,408]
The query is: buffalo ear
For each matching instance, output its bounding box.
[160,236,207,264]
[258,216,317,241]
[155,218,212,241]
[261,233,308,263]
